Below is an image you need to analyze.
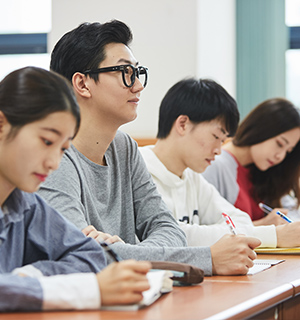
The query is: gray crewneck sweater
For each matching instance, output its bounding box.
[38,131,212,275]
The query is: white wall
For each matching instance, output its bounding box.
[197,0,236,96]
[50,0,235,138]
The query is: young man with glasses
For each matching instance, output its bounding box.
[39,20,260,276]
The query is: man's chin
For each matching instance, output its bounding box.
[193,166,206,174]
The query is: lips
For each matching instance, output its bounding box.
[128,97,140,103]
[34,173,48,182]
[206,158,214,165]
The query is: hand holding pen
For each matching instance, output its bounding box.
[258,203,292,225]
[211,213,261,275]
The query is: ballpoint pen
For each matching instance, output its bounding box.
[276,211,293,223]
[259,203,293,223]
[258,202,273,214]
[222,212,237,235]
[99,241,122,262]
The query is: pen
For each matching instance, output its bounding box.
[222,212,237,235]
[276,211,293,223]
[258,202,273,214]
[192,210,199,225]
[99,241,122,262]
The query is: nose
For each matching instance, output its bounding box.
[45,151,61,172]
[213,141,222,155]
[275,149,286,164]
[131,77,145,93]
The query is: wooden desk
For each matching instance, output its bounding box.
[1,254,300,320]
[207,254,300,285]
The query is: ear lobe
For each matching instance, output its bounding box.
[72,72,92,98]
[175,115,190,136]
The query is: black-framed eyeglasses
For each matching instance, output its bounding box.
[83,64,148,88]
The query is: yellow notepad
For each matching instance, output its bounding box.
[255,247,300,254]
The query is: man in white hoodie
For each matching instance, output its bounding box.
[139,78,300,248]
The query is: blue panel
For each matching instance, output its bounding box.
[289,27,300,49]
[0,33,47,54]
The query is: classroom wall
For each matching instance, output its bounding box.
[50,0,236,138]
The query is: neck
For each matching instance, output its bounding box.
[73,114,118,166]
[223,141,252,166]
[153,139,186,178]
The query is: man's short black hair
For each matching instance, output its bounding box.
[50,20,133,82]
[157,78,240,139]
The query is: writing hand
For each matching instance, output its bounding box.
[254,208,289,226]
[97,260,151,305]
[210,234,261,275]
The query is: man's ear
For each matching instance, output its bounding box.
[174,115,190,136]
[72,72,92,98]
[0,111,10,140]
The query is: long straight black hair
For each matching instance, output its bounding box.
[233,98,300,207]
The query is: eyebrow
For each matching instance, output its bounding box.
[218,126,229,136]
[41,127,73,140]
[117,58,139,66]
[280,135,289,145]
[41,127,61,136]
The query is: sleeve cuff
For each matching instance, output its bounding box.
[12,265,44,278]
[253,225,277,248]
[39,273,101,310]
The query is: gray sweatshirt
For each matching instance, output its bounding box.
[38,131,212,275]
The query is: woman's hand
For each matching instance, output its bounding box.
[97,260,151,305]
[82,225,125,244]
[253,208,289,226]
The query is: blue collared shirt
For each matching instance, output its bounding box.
[0,189,106,311]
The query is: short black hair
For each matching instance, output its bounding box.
[50,20,133,82]
[157,78,239,139]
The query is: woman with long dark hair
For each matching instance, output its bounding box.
[203,98,300,226]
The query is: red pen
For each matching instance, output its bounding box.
[222,212,237,235]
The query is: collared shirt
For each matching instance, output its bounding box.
[0,189,106,311]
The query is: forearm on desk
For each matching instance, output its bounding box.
[110,242,212,276]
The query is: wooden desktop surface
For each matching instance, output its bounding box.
[2,254,300,320]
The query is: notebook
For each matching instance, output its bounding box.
[247,259,285,275]
[255,247,300,254]
[100,269,173,311]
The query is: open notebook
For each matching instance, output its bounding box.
[101,270,173,311]
[247,259,285,275]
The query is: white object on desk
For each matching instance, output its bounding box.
[247,259,285,275]
[101,270,173,311]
